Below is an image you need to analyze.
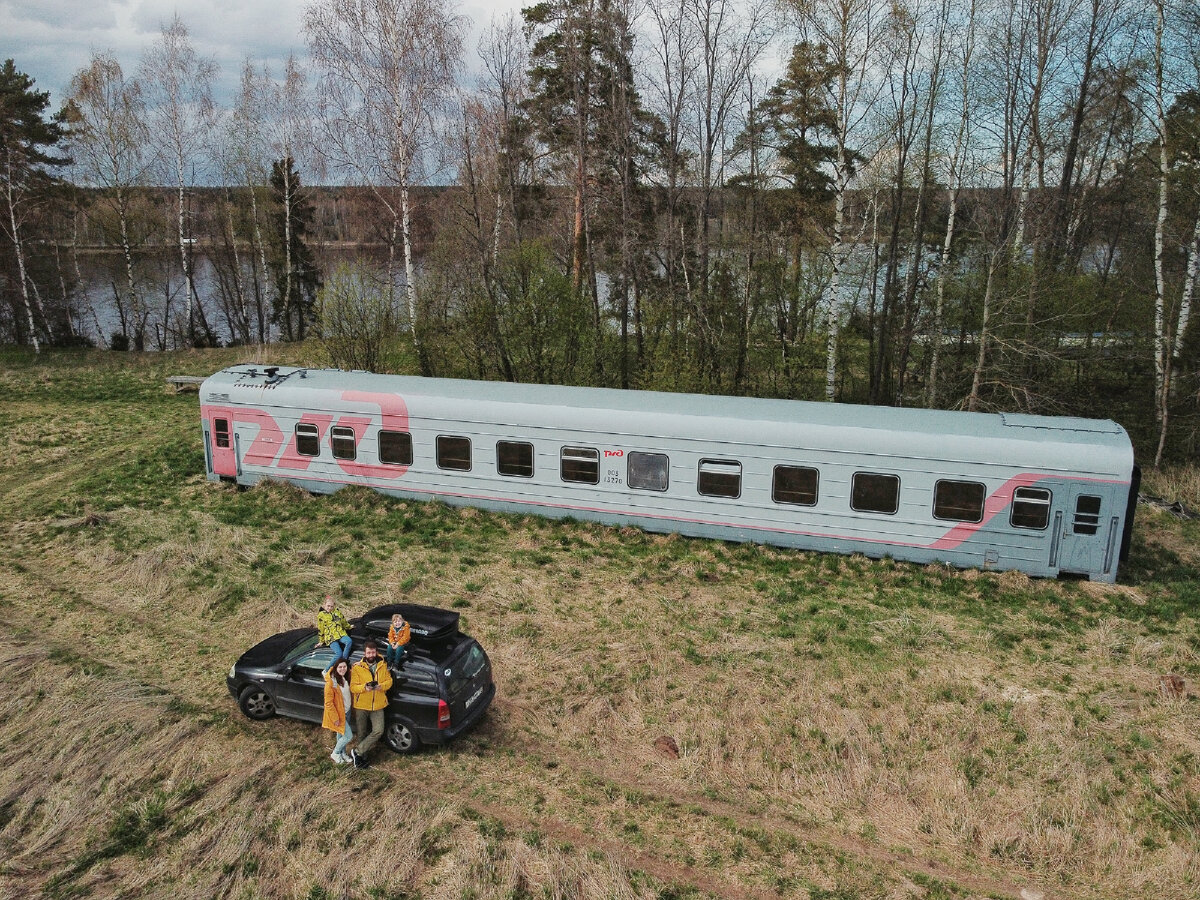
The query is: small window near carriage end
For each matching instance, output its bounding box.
[1011,486,1052,530]
[331,425,357,461]
[1072,495,1102,535]
[698,459,742,498]
[214,417,230,449]
[437,435,472,471]
[295,423,319,457]
[933,480,986,523]
[379,430,413,466]
[773,465,819,506]
[851,472,900,515]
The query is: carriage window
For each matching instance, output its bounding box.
[437,436,472,471]
[214,418,230,449]
[851,472,900,514]
[698,460,742,498]
[295,423,319,457]
[1073,495,1102,535]
[628,452,669,492]
[561,447,599,484]
[1011,487,1052,530]
[933,480,986,522]
[773,466,818,506]
[331,426,357,461]
[498,441,534,477]
[379,430,412,466]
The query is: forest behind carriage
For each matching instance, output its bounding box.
[2,0,1200,465]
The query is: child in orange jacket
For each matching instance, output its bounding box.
[385,613,410,670]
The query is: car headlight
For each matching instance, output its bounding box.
[228,663,237,680]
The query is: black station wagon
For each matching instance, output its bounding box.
[227,604,494,753]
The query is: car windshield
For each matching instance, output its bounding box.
[283,633,321,663]
[447,643,487,698]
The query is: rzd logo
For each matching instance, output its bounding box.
[604,449,624,457]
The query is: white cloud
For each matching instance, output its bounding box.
[3,0,116,30]
[0,0,530,109]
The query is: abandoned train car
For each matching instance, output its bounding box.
[199,365,1138,582]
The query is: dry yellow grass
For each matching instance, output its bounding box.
[0,349,1197,899]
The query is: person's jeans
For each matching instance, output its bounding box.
[354,707,386,755]
[331,635,353,659]
[332,719,353,758]
[385,644,407,667]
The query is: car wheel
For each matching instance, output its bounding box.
[385,718,422,754]
[238,685,276,720]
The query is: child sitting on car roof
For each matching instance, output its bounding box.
[385,612,411,670]
[317,595,353,660]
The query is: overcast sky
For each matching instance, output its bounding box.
[0,0,527,108]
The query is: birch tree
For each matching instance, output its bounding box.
[927,0,977,406]
[67,52,152,348]
[787,0,885,401]
[140,16,218,347]
[306,0,465,365]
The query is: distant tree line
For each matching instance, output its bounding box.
[1,0,1199,463]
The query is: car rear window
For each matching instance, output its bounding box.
[446,643,488,698]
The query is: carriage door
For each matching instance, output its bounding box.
[211,415,238,478]
[1057,488,1106,576]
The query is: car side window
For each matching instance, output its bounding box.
[293,649,336,677]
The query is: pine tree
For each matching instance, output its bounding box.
[268,156,320,341]
[0,59,70,351]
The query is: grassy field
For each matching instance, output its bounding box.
[0,348,1197,900]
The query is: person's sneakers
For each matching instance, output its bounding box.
[331,751,347,765]
[351,749,368,769]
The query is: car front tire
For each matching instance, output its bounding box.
[385,718,422,754]
[238,685,276,720]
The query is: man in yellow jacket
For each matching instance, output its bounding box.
[349,639,393,768]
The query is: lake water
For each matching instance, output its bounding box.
[66,245,407,349]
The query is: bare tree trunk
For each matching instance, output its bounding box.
[1173,215,1200,362]
[1153,0,1169,466]
[248,185,270,342]
[224,190,250,343]
[4,168,41,352]
[117,189,141,340]
[825,180,847,402]
[397,142,419,349]
[968,252,1000,412]
[928,7,973,406]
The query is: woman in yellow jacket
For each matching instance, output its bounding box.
[323,657,354,764]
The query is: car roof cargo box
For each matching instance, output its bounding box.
[356,603,460,644]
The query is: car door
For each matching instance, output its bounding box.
[274,648,336,722]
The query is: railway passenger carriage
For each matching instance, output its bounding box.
[199,365,1138,582]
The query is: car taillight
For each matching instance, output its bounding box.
[438,699,451,729]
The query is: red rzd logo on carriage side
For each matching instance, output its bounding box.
[604,450,624,457]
